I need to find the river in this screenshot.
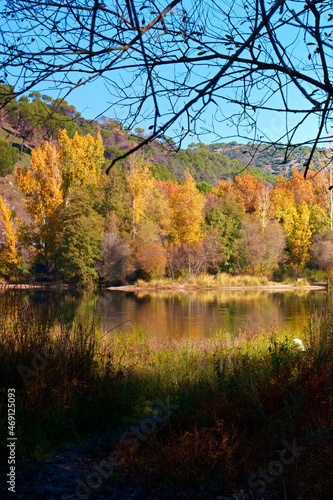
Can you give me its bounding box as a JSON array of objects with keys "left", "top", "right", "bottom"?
[{"left": 9, "top": 287, "right": 329, "bottom": 342}]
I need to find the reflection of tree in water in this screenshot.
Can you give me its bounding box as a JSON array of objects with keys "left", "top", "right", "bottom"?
[
  {"left": 126, "top": 289, "right": 328, "bottom": 341},
  {"left": 95, "top": 290, "right": 137, "bottom": 333},
  {"left": 3, "top": 288, "right": 99, "bottom": 332},
  {"left": 2, "top": 288, "right": 327, "bottom": 342},
  {"left": 278, "top": 291, "right": 323, "bottom": 333}
]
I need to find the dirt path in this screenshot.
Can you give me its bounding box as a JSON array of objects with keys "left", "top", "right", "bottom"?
[{"left": 12, "top": 432, "right": 236, "bottom": 500}]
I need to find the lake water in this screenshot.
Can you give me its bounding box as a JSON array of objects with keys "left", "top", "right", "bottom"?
[{"left": 10, "top": 287, "right": 329, "bottom": 342}]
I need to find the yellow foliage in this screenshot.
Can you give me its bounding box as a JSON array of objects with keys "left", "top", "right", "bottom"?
[
  {"left": 145, "top": 186, "right": 171, "bottom": 238},
  {"left": 58, "top": 129, "right": 104, "bottom": 200},
  {"left": 212, "top": 180, "right": 234, "bottom": 198},
  {"left": 14, "top": 130, "right": 105, "bottom": 270},
  {"left": 15, "top": 141, "right": 63, "bottom": 225},
  {"left": 169, "top": 171, "right": 205, "bottom": 244},
  {"left": 0, "top": 195, "right": 20, "bottom": 275},
  {"left": 284, "top": 203, "right": 313, "bottom": 270},
  {"left": 125, "top": 157, "right": 155, "bottom": 238}
]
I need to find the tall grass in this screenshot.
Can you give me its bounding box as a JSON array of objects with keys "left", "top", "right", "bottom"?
[
  {"left": 0, "top": 289, "right": 144, "bottom": 459},
  {"left": 109, "top": 304, "right": 333, "bottom": 498},
  {"left": 135, "top": 272, "right": 271, "bottom": 289}
]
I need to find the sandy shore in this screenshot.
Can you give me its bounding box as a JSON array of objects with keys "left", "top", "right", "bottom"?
[
  {"left": 4, "top": 283, "right": 73, "bottom": 289},
  {"left": 3, "top": 282, "right": 328, "bottom": 291},
  {"left": 107, "top": 283, "right": 328, "bottom": 292}
]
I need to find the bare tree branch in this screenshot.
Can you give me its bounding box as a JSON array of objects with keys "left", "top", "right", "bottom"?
[{"left": 1, "top": 0, "right": 333, "bottom": 175}]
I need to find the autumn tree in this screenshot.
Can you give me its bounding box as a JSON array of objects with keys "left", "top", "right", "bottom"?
[
  {"left": 124, "top": 158, "right": 173, "bottom": 279},
  {"left": 257, "top": 186, "right": 272, "bottom": 234},
  {"left": 15, "top": 130, "right": 105, "bottom": 274},
  {"left": 58, "top": 129, "right": 104, "bottom": 203},
  {"left": 270, "top": 175, "right": 293, "bottom": 222},
  {"left": 294, "top": 168, "right": 330, "bottom": 232},
  {"left": 169, "top": 171, "right": 205, "bottom": 245},
  {"left": 155, "top": 179, "right": 180, "bottom": 201},
  {"left": 270, "top": 171, "right": 324, "bottom": 275},
  {"left": 212, "top": 180, "right": 235, "bottom": 202},
  {"left": 284, "top": 204, "right": 313, "bottom": 277},
  {"left": 136, "top": 241, "right": 167, "bottom": 279},
  {"left": 234, "top": 172, "right": 263, "bottom": 214},
  {"left": 15, "top": 141, "right": 63, "bottom": 273},
  {"left": 235, "top": 217, "right": 285, "bottom": 277},
  {"left": 262, "top": 221, "right": 287, "bottom": 277},
  {"left": 138, "top": 186, "right": 171, "bottom": 243},
  {"left": 125, "top": 157, "right": 155, "bottom": 239},
  {"left": 288, "top": 168, "right": 327, "bottom": 232},
  {"left": 0, "top": 195, "right": 21, "bottom": 276},
  {"left": 289, "top": 168, "right": 316, "bottom": 207},
  {"left": 312, "top": 167, "right": 333, "bottom": 229},
  {"left": 162, "top": 171, "right": 205, "bottom": 276}
]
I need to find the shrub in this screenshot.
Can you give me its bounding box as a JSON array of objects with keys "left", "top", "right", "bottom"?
[
  {"left": 136, "top": 241, "right": 167, "bottom": 279},
  {"left": 96, "top": 232, "right": 134, "bottom": 282},
  {"left": 0, "top": 140, "right": 19, "bottom": 176},
  {"left": 310, "top": 230, "right": 333, "bottom": 278}
]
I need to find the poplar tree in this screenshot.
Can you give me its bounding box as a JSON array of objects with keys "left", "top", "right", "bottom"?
[
  {"left": 169, "top": 171, "right": 205, "bottom": 245},
  {"left": 125, "top": 157, "right": 154, "bottom": 239},
  {"left": 0, "top": 195, "right": 21, "bottom": 276},
  {"left": 14, "top": 130, "right": 105, "bottom": 274},
  {"left": 58, "top": 129, "right": 104, "bottom": 203},
  {"left": 15, "top": 141, "right": 63, "bottom": 272}
]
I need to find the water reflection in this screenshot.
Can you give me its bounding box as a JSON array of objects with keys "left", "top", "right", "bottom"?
[{"left": 8, "top": 287, "right": 328, "bottom": 342}]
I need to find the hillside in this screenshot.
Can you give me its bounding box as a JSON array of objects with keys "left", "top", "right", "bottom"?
[
  {"left": 0, "top": 87, "right": 332, "bottom": 286},
  {"left": 0, "top": 84, "right": 330, "bottom": 222},
  {"left": 1, "top": 115, "right": 319, "bottom": 188},
  {"left": 210, "top": 141, "right": 325, "bottom": 179}
]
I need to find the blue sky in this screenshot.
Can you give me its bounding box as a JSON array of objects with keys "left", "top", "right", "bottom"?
[
  {"left": 30, "top": 72, "right": 321, "bottom": 149},
  {"left": 1, "top": 0, "right": 330, "bottom": 149}
]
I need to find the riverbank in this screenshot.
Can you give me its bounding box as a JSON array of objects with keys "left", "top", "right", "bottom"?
[
  {"left": 4, "top": 283, "right": 75, "bottom": 289},
  {"left": 2, "top": 272, "right": 328, "bottom": 291},
  {"left": 108, "top": 274, "right": 328, "bottom": 291}
]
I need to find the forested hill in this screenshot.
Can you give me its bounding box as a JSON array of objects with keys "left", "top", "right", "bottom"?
[
  {"left": 0, "top": 84, "right": 327, "bottom": 188},
  {"left": 210, "top": 142, "right": 325, "bottom": 181}
]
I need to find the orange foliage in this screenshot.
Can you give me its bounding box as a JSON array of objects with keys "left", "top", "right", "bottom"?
[
  {"left": 136, "top": 241, "right": 167, "bottom": 279},
  {"left": 234, "top": 172, "right": 263, "bottom": 213},
  {"left": 155, "top": 179, "right": 180, "bottom": 199},
  {"left": 312, "top": 170, "right": 331, "bottom": 209},
  {"left": 270, "top": 174, "right": 294, "bottom": 220},
  {"left": 289, "top": 168, "right": 316, "bottom": 206},
  {"left": 212, "top": 179, "right": 235, "bottom": 199}
]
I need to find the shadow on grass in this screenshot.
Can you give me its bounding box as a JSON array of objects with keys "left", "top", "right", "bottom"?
[{"left": 1, "top": 287, "right": 333, "bottom": 498}]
